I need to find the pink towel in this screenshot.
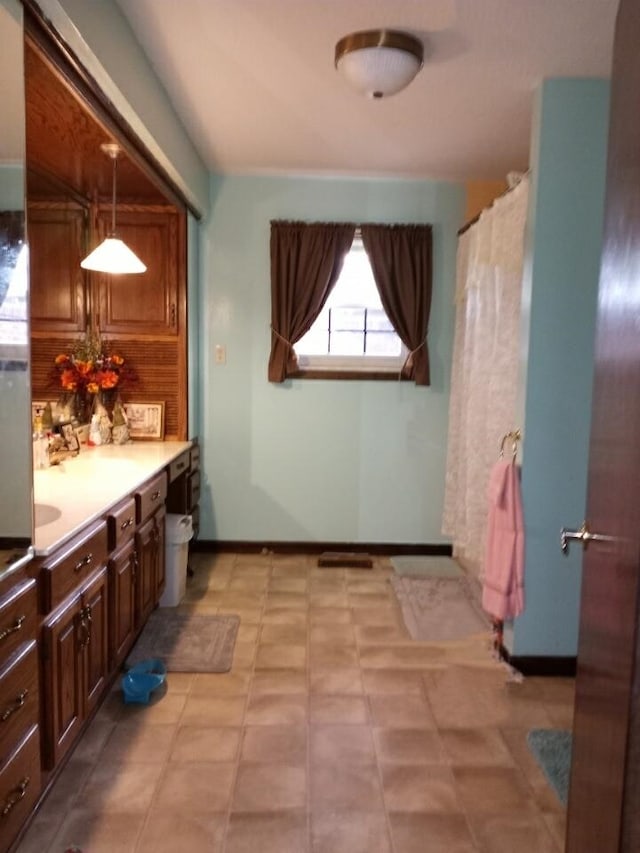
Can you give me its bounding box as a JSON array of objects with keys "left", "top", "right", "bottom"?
[{"left": 482, "top": 459, "right": 525, "bottom": 620}]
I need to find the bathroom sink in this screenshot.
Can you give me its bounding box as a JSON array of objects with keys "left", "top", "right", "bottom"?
[{"left": 34, "top": 503, "right": 62, "bottom": 527}]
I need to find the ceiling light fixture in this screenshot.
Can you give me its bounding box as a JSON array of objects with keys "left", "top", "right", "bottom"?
[
  {"left": 81, "top": 143, "right": 147, "bottom": 274},
  {"left": 334, "top": 29, "right": 424, "bottom": 99}
]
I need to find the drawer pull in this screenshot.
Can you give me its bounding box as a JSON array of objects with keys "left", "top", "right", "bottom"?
[
  {"left": 176, "top": 461, "right": 186, "bottom": 471},
  {"left": 0, "top": 615, "right": 25, "bottom": 643},
  {"left": 120, "top": 517, "right": 134, "bottom": 531},
  {"left": 151, "top": 490, "right": 161, "bottom": 501},
  {"left": 74, "top": 553, "right": 93, "bottom": 573},
  {"left": 1, "top": 690, "right": 28, "bottom": 722},
  {"left": 78, "top": 604, "right": 92, "bottom": 648},
  {"left": 1, "top": 776, "right": 30, "bottom": 817}
]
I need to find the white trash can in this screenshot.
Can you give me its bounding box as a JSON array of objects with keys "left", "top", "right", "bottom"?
[{"left": 160, "top": 514, "right": 193, "bottom": 607}]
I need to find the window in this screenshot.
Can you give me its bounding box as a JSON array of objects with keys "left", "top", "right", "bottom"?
[{"left": 295, "top": 236, "right": 406, "bottom": 371}]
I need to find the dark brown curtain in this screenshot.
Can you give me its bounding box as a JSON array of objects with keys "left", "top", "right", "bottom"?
[
  {"left": 361, "top": 223, "right": 433, "bottom": 385},
  {"left": 268, "top": 220, "right": 355, "bottom": 382}
]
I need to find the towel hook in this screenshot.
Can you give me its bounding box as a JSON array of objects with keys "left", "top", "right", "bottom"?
[{"left": 499, "top": 429, "right": 521, "bottom": 461}]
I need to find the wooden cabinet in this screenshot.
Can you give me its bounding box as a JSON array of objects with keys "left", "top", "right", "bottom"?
[
  {"left": 167, "top": 439, "right": 200, "bottom": 542},
  {"left": 108, "top": 539, "right": 136, "bottom": 669},
  {"left": 135, "top": 505, "right": 166, "bottom": 627},
  {"left": 0, "top": 727, "right": 41, "bottom": 853},
  {"left": 95, "top": 207, "right": 182, "bottom": 337},
  {"left": 28, "top": 203, "right": 88, "bottom": 334},
  {"left": 41, "top": 565, "right": 108, "bottom": 770}
]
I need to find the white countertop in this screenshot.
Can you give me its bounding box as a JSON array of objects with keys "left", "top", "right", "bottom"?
[{"left": 33, "top": 441, "right": 192, "bottom": 556}]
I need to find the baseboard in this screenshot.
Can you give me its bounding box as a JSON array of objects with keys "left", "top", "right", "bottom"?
[
  {"left": 191, "top": 540, "right": 453, "bottom": 557},
  {"left": 500, "top": 645, "right": 577, "bottom": 677}
]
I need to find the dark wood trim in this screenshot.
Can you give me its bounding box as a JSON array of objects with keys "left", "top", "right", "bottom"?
[
  {"left": 289, "top": 369, "right": 412, "bottom": 381},
  {"left": 22, "top": 0, "right": 200, "bottom": 220},
  {"left": 192, "top": 540, "right": 453, "bottom": 557},
  {"left": 499, "top": 645, "right": 577, "bottom": 677}
]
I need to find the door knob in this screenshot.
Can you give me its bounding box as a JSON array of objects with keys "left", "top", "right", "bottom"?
[{"left": 560, "top": 521, "right": 615, "bottom": 554}]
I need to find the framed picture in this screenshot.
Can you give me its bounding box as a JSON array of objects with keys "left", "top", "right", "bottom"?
[
  {"left": 122, "top": 401, "right": 165, "bottom": 440},
  {"left": 57, "top": 420, "right": 80, "bottom": 454}
]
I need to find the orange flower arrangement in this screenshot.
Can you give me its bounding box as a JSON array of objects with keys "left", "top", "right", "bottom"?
[{"left": 54, "top": 331, "right": 133, "bottom": 397}]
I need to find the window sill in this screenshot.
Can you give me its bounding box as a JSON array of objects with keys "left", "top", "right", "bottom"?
[{"left": 289, "top": 368, "right": 410, "bottom": 381}]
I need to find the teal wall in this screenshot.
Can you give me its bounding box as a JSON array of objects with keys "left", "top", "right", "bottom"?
[
  {"left": 199, "top": 175, "right": 465, "bottom": 543},
  {"left": 509, "top": 79, "right": 610, "bottom": 656}
]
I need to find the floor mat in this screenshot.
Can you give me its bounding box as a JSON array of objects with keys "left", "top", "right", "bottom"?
[
  {"left": 390, "top": 555, "right": 463, "bottom": 578},
  {"left": 527, "top": 728, "right": 572, "bottom": 805},
  {"left": 390, "top": 574, "right": 490, "bottom": 642}
]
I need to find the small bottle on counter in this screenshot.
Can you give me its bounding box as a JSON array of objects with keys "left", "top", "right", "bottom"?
[{"left": 88, "top": 413, "right": 102, "bottom": 446}]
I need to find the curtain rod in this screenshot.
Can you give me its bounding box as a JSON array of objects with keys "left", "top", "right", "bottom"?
[{"left": 457, "top": 170, "right": 531, "bottom": 237}]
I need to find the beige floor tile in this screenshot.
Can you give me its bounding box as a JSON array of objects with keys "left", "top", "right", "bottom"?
[
  {"left": 355, "top": 624, "right": 411, "bottom": 644},
  {"left": 268, "top": 578, "right": 309, "bottom": 593},
  {"left": 368, "top": 694, "right": 436, "bottom": 728},
  {"left": 310, "top": 725, "right": 376, "bottom": 765},
  {"left": 309, "top": 624, "right": 355, "bottom": 644},
  {"left": 217, "top": 606, "right": 263, "bottom": 624},
  {"left": 227, "top": 576, "right": 269, "bottom": 592},
  {"left": 260, "top": 623, "right": 308, "bottom": 644},
  {"left": 120, "top": 692, "right": 187, "bottom": 725},
  {"left": 217, "top": 593, "right": 266, "bottom": 610},
  {"left": 498, "top": 727, "right": 566, "bottom": 812},
  {"left": 69, "top": 719, "right": 115, "bottom": 763},
  {"left": 310, "top": 763, "right": 385, "bottom": 812},
  {"left": 246, "top": 693, "right": 308, "bottom": 725},
  {"left": 309, "top": 667, "right": 363, "bottom": 695},
  {"left": 101, "top": 722, "right": 176, "bottom": 764},
  {"left": 310, "top": 695, "right": 369, "bottom": 725},
  {"left": 180, "top": 694, "right": 246, "bottom": 726},
  {"left": 309, "top": 592, "right": 350, "bottom": 608},
  {"left": 309, "top": 577, "right": 347, "bottom": 592},
  {"left": 467, "top": 812, "right": 559, "bottom": 852},
  {"left": 388, "top": 812, "right": 478, "bottom": 853},
  {"left": 190, "top": 671, "right": 251, "bottom": 696},
  {"left": 440, "top": 728, "right": 515, "bottom": 766},
  {"left": 311, "top": 810, "right": 391, "bottom": 853},
  {"left": 351, "top": 607, "right": 402, "bottom": 627},
  {"left": 541, "top": 810, "right": 567, "bottom": 851},
  {"left": 154, "top": 762, "right": 236, "bottom": 813},
  {"left": 80, "top": 762, "right": 164, "bottom": 812},
  {"left": 232, "top": 763, "right": 306, "bottom": 811},
  {"left": 374, "top": 728, "right": 446, "bottom": 764},
  {"left": 136, "top": 811, "right": 227, "bottom": 852},
  {"left": 362, "top": 669, "right": 426, "bottom": 695},
  {"left": 51, "top": 808, "right": 146, "bottom": 853},
  {"left": 309, "top": 644, "right": 359, "bottom": 668},
  {"left": 28, "top": 758, "right": 92, "bottom": 813},
  {"left": 262, "top": 606, "right": 308, "bottom": 625},
  {"left": 266, "top": 592, "right": 309, "bottom": 609},
  {"left": 226, "top": 812, "right": 308, "bottom": 853},
  {"left": 381, "top": 765, "right": 460, "bottom": 813},
  {"left": 12, "top": 808, "right": 62, "bottom": 853},
  {"left": 453, "top": 766, "right": 540, "bottom": 815},
  {"left": 237, "top": 623, "right": 259, "bottom": 643},
  {"left": 349, "top": 593, "right": 395, "bottom": 608},
  {"left": 359, "top": 645, "right": 447, "bottom": 669},
  {"left": 255, "top": 643, "right": 307, "bottom": 670},
  {"left": 272, "top": 564, "right": 311, "bottom": 578},
  {"left": 233, "top": 641, "right": 257, "bottom": 667},
  {"left": 170, "top": 725, "right": 241, "bottom": 762},
  {"left": 347, "top": 580, "right": 391, "bottom": 595},
  {"left": 241, "top": 725, "right": 307, "bottom": 763},
  {"left": 250, "top": 669, "right": 308, "bottom": 695},
  {"left": 309, "top": 607, "right": 352, "bottom": 625}
]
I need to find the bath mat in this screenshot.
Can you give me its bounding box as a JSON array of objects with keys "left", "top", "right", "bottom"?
[
  {"left": 125, "top": 611, "right": 240, "bottom": 673},
  {"left": 391, "top": 555, "right": 462, "bottom": 578},
  {"left": 390, "top": 575, "right": 490, "bottom": 642},
  {"left": 527, "top": 729, "right": 572, "bottom": 805}
]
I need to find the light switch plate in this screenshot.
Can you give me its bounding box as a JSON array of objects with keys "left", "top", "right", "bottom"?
[{"left": 214, "top": 344, "right": 226, "bottom": 365}]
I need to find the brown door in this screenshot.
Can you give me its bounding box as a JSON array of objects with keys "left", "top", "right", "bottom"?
[{"left": 566, "top": 1, "right": 640, "bottom": 850}]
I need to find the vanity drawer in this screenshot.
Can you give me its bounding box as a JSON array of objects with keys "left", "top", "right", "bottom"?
[
  {"left": 0, "top": 642, "right": 38, "bottom": 769},
  {"left": 190, "top": 444, "right": 200, "bottom": 472},
  {"left": 187, "top": 470, "right": 201, "bottom": 511},
  {"left": 0, "top": 580, "right": 37, "bottom": 665},
  {"left": 107, "top": 496, "right": 137, "bottom": 551},
  {"left": 0, "top": 726, "right": 41, "bottom": 853},
  {"left": 136, "top": 472, "right": 167, "bottom": 524},
  {"left": 40, "top": 521, "right": 108, "bottom": 613},
  {"left": 169, "top": 451, "right": 190, "bottom": 483}
]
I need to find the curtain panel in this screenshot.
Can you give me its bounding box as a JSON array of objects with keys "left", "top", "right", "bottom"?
[
  {"left": 268, "top": 220, "right": 355, "bottom": 382},
  {"left": 361, "top": 223, "right": 433, "bottom": 385}
]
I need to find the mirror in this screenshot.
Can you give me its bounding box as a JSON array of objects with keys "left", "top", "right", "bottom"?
[{"left": 0, "top": 0, "right": 32, "bottom": 572}]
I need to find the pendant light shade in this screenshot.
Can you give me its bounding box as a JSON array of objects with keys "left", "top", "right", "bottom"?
[
  {"left": 81, "top": 143, "right": 147, "bottom": 274},
  {"left": 335, "top": 30, "right": 424, "bottom": 99}
]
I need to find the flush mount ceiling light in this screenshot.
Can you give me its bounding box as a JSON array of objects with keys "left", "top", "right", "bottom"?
[
  {"left": 81, "top": 142, "right": 147, "bottom": 274},
  {"left": 335, "top": 29, "right": 424, "bottom": 99}
]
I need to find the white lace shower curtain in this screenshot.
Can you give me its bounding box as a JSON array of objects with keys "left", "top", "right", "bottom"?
[{"left": 442, "top": 176, "right": 529, "bottom": 580}]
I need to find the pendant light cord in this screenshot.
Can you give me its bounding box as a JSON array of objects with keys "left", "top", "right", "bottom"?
[{"left": 111, "top": 154, "right": 117, "bottom": 237}]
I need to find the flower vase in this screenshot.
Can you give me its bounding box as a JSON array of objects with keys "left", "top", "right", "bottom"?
[{"left": 98, "top": 389, "right": 119, "bottom": 420}]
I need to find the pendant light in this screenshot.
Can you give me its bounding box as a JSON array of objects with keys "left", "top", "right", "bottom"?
[
  {"left": 335, "top": 30, "right": 424, "bottom": 99},
  {"left": 81, "top": 143, "right": 147, "bottom": 274}
]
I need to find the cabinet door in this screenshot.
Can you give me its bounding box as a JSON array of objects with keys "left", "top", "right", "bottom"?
[
  {"left": 28, "top": 205, "right": 87, "bottom": 333},
  {"left": 108, "top": 539, "right": 136, "bottom": 667},
  {"left": 135, "top": 517, "right": 156, "bottom": 627},
  {"left": 42, "top": 594, "right": 83, "bottom": 769},
  {"left": 154, "top": 506, "right": 166, "bottom": 602},
  {"left": 95, "top": 208, "right": 180, "bottom": 336},
  {"left": 81, "top": 566, "right": 109, "bottom": 717}
]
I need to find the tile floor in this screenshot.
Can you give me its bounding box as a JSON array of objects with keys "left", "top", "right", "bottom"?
[{"left": 17, "top": 553, "right": 573, "bottom": 853}]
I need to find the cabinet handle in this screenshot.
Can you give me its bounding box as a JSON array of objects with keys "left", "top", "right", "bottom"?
[
  {"left": 151, "top": 490, "right": 161, "bottom": 502},
  {"left": 0, "top": 615, "right": 25, "bottom": 643},
  {"left": 132, "top": 553, "right": 138, "bottom": 582},
  {"left": 74, "top": 553, "right": 93, "bottom": 573},
  {"left": 176, "top": 461, "right": 185, "bottom": 471},
  {"left": 170, "top": 303, "right": 176, "bottom": 326},
  {"left": 1, "top": 776, "right": 30, "bottom": 817},
  {"left": 120, "top": 517, "right": 134, "bottom": 531},
  {"left": 1, "top": 690, "right": 29, "bottom": 723}
]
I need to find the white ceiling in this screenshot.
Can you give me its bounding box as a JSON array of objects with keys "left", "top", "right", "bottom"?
[{"left": 116, "top": 0, "right": 618, "bottom": 182}]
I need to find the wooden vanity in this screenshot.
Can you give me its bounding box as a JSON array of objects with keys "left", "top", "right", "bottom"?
[{"left": 0, "top": 442, "right": 199, "bottom": 853}]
